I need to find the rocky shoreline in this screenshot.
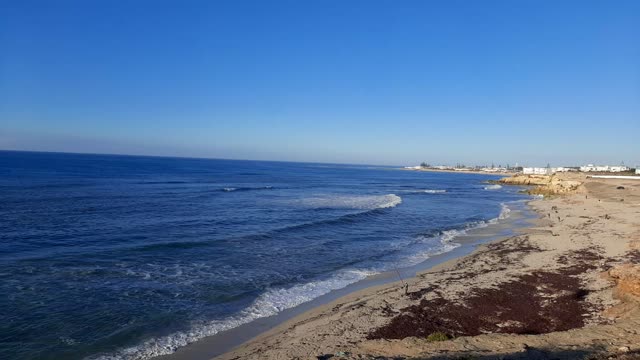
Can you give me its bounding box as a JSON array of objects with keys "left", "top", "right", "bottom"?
[{"left": 496, "top": 173, "right": 584, "bottom": 196}]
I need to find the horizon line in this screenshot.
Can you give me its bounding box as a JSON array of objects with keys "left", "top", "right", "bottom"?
[
  {"left": 0, "top": 148, "right": 405, "bottom": 168},
  {"left": 1, "top": 149, "right": 635, "bottom": 169}
]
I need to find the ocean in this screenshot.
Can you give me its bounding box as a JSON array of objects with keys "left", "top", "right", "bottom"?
[{"left": 0, "top": 151, "right": 531, "bottom": 360}]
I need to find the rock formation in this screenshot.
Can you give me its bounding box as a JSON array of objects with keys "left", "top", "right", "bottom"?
[{"left": 498, "top": 174, "right": 584, "bottom": 196}]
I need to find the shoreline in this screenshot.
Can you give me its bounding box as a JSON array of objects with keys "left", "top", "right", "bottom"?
[
  {"left": 152, "top": 173, "right": 640, "bottom": 360},
  {"left": 211, "top": 174, "right": 639, "bottom": 359},
  {"left": 157, "top": 199, "right": 538, "bottom": 360}
]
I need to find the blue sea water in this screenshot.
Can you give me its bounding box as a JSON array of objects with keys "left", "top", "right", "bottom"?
[{"left": 0, "top": 151, "right": 530, "bottom": 360}]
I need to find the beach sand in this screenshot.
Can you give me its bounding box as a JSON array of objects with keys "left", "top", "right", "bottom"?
[{"left": 192, "top": 174, "right": 640, "bottom": 359}]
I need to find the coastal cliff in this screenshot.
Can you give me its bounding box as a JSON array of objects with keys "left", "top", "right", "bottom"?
[{"left": 498, "top": 174, "right": 584, "bottom": 196}]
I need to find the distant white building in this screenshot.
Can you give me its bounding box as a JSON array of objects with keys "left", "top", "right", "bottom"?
[
  {"left": 522, "top": 167, "right": 576, "bottom": 174},
  {"left": 636, "top": 168, "right": 640, "bottom": 175},
  {"left": 580, "top": 164, "right": 603, "bottom": 172},
  {"left": 580, "top": 164, "right": 629, "bottom": 172},
  {"left": 610, "top": 166, "right": 629, "bottom": 172},
  {"left": 523, "top": 167, "right": 550, "bottom": 175}
]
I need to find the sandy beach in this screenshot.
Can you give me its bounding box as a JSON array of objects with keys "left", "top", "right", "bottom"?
[{"left": 209, "top": 173, "right": 640, "bottom": 360}]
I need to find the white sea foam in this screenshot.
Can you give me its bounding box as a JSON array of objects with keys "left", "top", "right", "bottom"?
[
  {"left": 440, "top": 228, "right": 467, "bottom": 242},
  {"left": 487, "top": 203, "right": 512, "bottom": 224},
  {"left": 498, "top": 203, "right": 511, "bottom": 219},
  {"left": 431, "top": 220, "right": 489, "bottom": 246},
  {"left": 400, "top": 189, "right": 446, "bottom": 194},
  {"left": 401, "top": 241, "right": 462, "bottom": 265},
  {"left": 91, "top": 201, "right": 515, "bottom": 360},
  {"left": 222, "top": 186, "right": 273, "bottom": 192},
  {"left": 483, "top": 184, "right": 502, "bottom": 190},
  {"left": 405, "top": 202, "right": 513, "bottom": 265},
  {"left": 89, "top": 269, "right": 376, "bottom": 360},
  {"left": 298, "top": 194, "right": 402, "bottom": 210},
  {"left": 419, "top": 189, "right": 447, "bottom": 194}
]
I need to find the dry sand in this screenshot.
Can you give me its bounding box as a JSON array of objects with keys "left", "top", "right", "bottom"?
[{"left": 215, "top": 174, "right": 640, "bottom": 360}]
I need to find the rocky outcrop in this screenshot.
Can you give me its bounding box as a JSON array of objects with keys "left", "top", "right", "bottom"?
[
  {"left": 498, "top": 174, "right": 583, "bottom": 196},
  {"left": 499, "top": 174, "right": 552, "bottom": 186}
]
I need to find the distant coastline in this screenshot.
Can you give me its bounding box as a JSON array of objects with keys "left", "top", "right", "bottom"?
[
  {"left": 401, "top": 167, "right": 516, "bottom": 176},
  {"left": 403, "top": 163, "right": 639, "bottom": 177}
]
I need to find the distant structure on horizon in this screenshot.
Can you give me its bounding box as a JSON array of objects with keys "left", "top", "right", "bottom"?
[
  {"left": 522, "top": 166, "right": 576, "bottom": 175},
  {"left": 522, "top": 167, "right": 551, "bottom": 175},
  {"left": 579, "top": 164, "right": 629, "bottom": 173},
  {"left": 404, "top": 164, "right": 516, "bottom": 174},
  {"left": 405, "top": 163, "right": 635, "bottom": 175},
  {"left": 521, "top": 164, "right": 631, "bottom": 175}
]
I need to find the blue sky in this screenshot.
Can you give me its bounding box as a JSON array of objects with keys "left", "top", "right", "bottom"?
[{"left": 1, "top": 0, "right": 639, "bottom": 166}]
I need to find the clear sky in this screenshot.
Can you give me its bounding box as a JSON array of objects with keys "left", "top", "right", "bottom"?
[{"left": 1, "top": 0, "right": 639, "bottom": 167}]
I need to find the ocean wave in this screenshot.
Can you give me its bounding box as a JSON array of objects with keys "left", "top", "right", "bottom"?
[
  {"left": 221, "top": 186, "right": 273, "bottom": 192},
  {"left": 413, "top": 222, "right": 484, "bottom": 247},
  {"left": 406, "top": 189, "right": 447, "bottom": 194},
  {"left": 88, "top": 269, "right": 376, "bottom": 360},
  {"left": 435, "top": 203, "right": 511, "bottom": 241},
  {"left": 499, "top": 203, "right": 511, "bottom": 219},
  {"left": 136, "top": 181, "right": 189, "bottom": 185},
  {"left": 90, "top": 201, "right": 513, "bottom": 360},
  {"left": 481, "top": 204, "right": 508, "bottom": 226},
  {"left": 483, "top": 184, "right": 502, "bottom": 190},
  {"left": 397, "top": 241, "right": 462, "bottom": 267},
  {"left": 297, "top": 194, "right": 402, "bottom": 210},
  {"left": 440, "top": 228, "right": 468, "bottom": 242},
  {"left": 403, "top": 202, "right": 512, "bottom": 264},
  {"left": 127, "top": 201, "right": 401, "bottom": 253}
]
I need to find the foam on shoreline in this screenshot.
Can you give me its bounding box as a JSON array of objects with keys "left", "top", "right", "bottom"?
[{"left": 93, "top": 201, "right": 521, "bottom": 360}]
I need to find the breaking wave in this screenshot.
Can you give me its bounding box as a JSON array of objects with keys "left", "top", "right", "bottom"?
[
  {"left": 423, "top": 202, "right": 511, "bottom": 244},
  {"left": 112, "top": 195, "right": 404, "bottom": 254},
  {"left": 483, "top": 184, "right": 502, "bottom": 190},
  {"left": 88, "top": 201, "right": 513, "bottom": 360},
  {"left": 221, "top": 186, "right": 273, "bottom": 192},
  {"left": 88, "top": 269, "right": 376, "bottom": 360},
  {"left": 297, "top": 194, "right": 402, "bottom": 210},
  {"left": 497, "top": 202, "right": 512, "bottom": 220},
  {"left": 407, "top": 202, "right": 513, "bottom": 264},
  {"left": 409, "top": 189, "right": 447, "bottom": 194}
]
